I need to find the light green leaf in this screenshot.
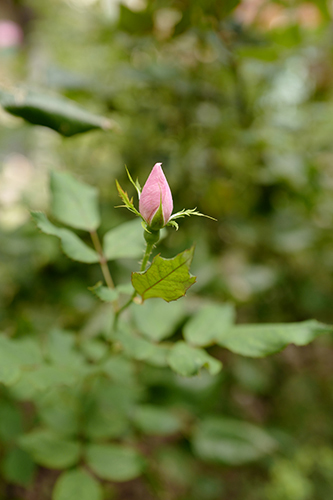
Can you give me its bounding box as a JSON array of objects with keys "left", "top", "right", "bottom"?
[
  {"left": 167, "top": 341, "right": 222, "bottom": 377},
  {"left": 101, "top": 355, "right": 135, "bottom": 385},
  {"left": 25, "top": 366, "right": 84, "bottom": 391},
  {"left": 46, "top": 329, "right": 85, "bottom": 368},
  {"left": 52, "top": 469, "right": 103, "bottom": 500},
  {"left": 19, "top": 430, "right": 81, "bottom": 469},
  {"left": 84, "top": 407, "right": 129, "bottom": 440},
  {"left": 132, "top": 299, "right": 186, "bottom": 341},
  {"left": 0, "top": 88, "right": 112, "bottom": 136},
  {"left": 115, "top": 328, "right": 155, "bottom": 361},
  {"left": 132, "top": 405, "right": 183, "bottom": 436},
  {"left": 103, "top": 219, "right": 144, "bottom": 260},
  {"left": 37, "top": 389, "right": 80, "bottom": 437},
  {"left": 132, "top": 247, "right": 196, "bottom": 302},
  {"left": 10, "top": 338, "right": 42, "bottom": 366},
  {"left": 218, "top": 320, "right": 332, "bottom": 357},
  {"left": 0, "top": 336, "right": 24, "bottom": 386},
  {"left": 50, "top": 171, "right": 100, "bottom": 231},
  {"left": 0, "top": 336, "right": 42, "bottom": 386},
  {"left": 184, "top": 303, "right": 235, "bottom": 347},
  {"left": 85, "top": 444, "right": 145, "bottom": 482},
  {"left": 89, "top": 282, "right": 119, "bottom": 302},
  {"left": 115, "top": 327, "right": 170, "bottom": 366},
  {"left": 31, "top": 212, "right": 99, "bottom": 263},
  {"left": 192, "top": 417, "right": 277, "bottom": 466}
]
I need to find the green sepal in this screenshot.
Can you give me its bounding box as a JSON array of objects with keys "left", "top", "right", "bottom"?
[
  {"left": 125, "top": 166, "right": 141, "bottom": 200},
  {"left": 115, "top": 180, "right": 143, "bottom": 220},
  {"left": 169, "top": 208, "right": 217, "bottom": 222}
]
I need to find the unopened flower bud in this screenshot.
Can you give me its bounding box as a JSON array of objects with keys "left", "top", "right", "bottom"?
[{"left": 139, "top": 163, "right": 173, "bottom": 230}]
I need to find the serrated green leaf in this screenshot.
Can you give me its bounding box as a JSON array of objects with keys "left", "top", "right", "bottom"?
[
  {"left": 132, "top": 405, "right": 183, "bottom": 436},
  {"left": 19, "top": 430, "right": 81, "bottom": 469},
  {"left": 192, "top": 417, "right": 277, "bottom": 466},
  {"left": 89, "top": 282, "right": 119, "bottom": 302},
  {"left": 218, "top": 320, "right": 332, "bottom": 357},
  {"left": 183, "top": 303, "right": 235, "bottom": 347},
  {"left": 167, "top": 341, "right": 222, "bottom": 377},
  {"left": 31, "top": 212, "right": 99, "bottom": 263},
  {"left": 50, "top": 171, "right": 100, "bottom": 231},
  {"left": 132, "top": 299, "right": 185, "bottom": 341},
  {"left": 52, "top": 469, "right": 103, "bottom": 500},
  {"left": 85, "top": 444, "right": 145, "bottom": 482},
  {"left": 132, "top": 247, "right": 196, "bottom": 302},
  {"left": 103, "top": 219, "right": 144, "bottom": 260},
  {"left": 0, "top": 88, "right": 111, "bottom": 136}
]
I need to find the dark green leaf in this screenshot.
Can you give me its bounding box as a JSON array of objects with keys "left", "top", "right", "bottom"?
[
  {"left": 118, "top": 5, "right": 153, "bottom": 34},
  {"left": 31, "top": 212, "right": 99, "bottom": 263},
  {"left": 2, "top": 448, "right": 35, "bottom": 487},
  {"left": 52, "top": 468, "right": 103, "bottom": 500},
  {"left": 0, "top": 88, "right": 112, "bottom": 136},
  {"left": 0, "top": 402, "right": 23, "bottom": 442},
  {"left": 85, "top": 444, "right": 145, "bottom": 482},
  {"left": 50, "top": 171, "right": 100, "bottom": 231},
  {"left": 218, "top": 320, "right": 332, "bottom": 357},
  {"left": 132, "top": 247, "right": 196, "bottom": 302},
  {"left": 167, "top": 341, "right": 222, "bottom": 377}
]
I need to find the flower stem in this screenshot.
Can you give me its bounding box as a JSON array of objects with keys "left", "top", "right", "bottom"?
[
  {"left": 140, "top": 242, "right": 154, "bottom": 272},
  {"left": 112, "top": 236, "right": 157, "bottom": 329}
]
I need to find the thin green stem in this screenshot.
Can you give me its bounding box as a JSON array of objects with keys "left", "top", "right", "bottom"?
[
  {"left": 112, "top": 239, "right": 155, "bottom": 330},
  {"left": 141, "top": 242, "right": 154, "bottom": 272},
  {"left": 90, "top": 229, "right": 119, "bottom": 311}
]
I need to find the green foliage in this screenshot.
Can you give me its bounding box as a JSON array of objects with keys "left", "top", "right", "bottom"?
[
  {"left": 218, "top": 320, "right": 333, "bottom": 357},
  {"left": 132, "top": 405, "right": 183, "bottom": 436},
  {"left": 167, "top": 341, "right": 222, "bottom": 377},
  {"left": 50, "top": 171, "right": 100, "bottom": 231},
  {"left": 132, "top": 299, "right": 185, "bottom": 341},
  {"left": 0, "top": 88, "right": 111, "bottom": 136},
  {"left": 132, "top": 247, "right": 196, "bottom": 301},
  {"left": 18, "top": 430, "right": 81, "bottom": 469},
  {"left": 2, "top": 1, "right": 333, "bottom": 498},
  {"left": 103, "top": 219, "right": 144, "bottom": 260},
  {"left": 31, "top": 212, "right": 99, "bottom": 263},
  {"left": 2, "top": 448, "right": 35, "bottom": 487},
  {"left": 184, "top": 303, "right": 235, "bottom": 347},
  {"left": 192, "top": 417, "right": 277, "bottom": 465},
  {"left": 53, "top": 469, "right": 103, "bottom": 500},
  {"left": 85, "top": 444, "right": 146, "bottom": 482}
]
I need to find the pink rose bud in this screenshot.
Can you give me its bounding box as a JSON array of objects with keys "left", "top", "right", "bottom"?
[{"left": 139, "top": 163, "right": 173, "bottom": 229}]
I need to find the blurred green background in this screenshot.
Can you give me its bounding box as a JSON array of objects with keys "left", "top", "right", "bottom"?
[{"left": 1, "top": 0, "right": 333, "bottom": 499}]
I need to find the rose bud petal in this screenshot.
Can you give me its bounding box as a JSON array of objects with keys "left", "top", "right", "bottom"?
[{"left": 139, "top": 163, "right": 173, "bottom": 229}]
